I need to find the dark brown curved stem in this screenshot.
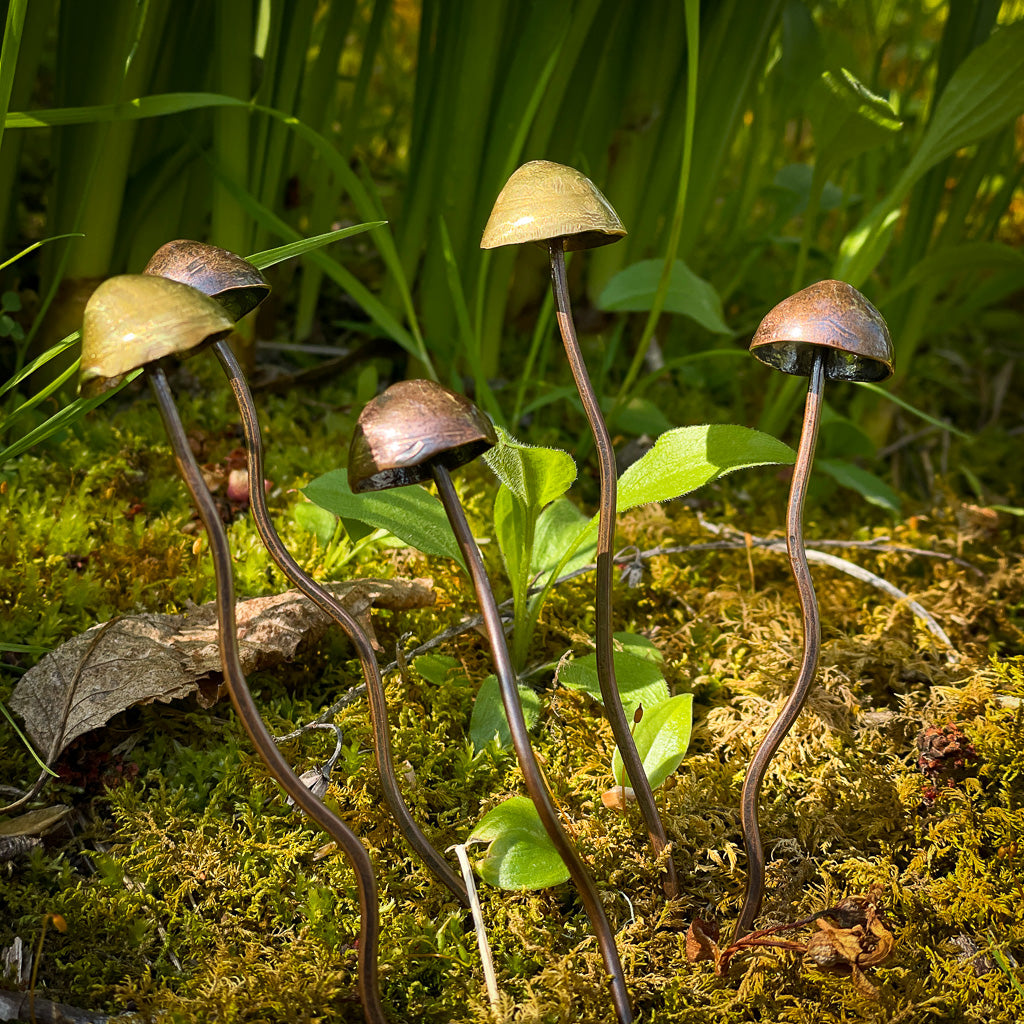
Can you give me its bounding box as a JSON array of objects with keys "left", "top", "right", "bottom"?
[
  {"left": 147, "top": 365, "right": 389, "bottom": 1024},
  {"left": 548, "top": 241, "right": 676, "bottom": 898},
  {"left": 212, "top": 341, "right": 469, "bottom": 908},
  {"left": 432, "top": 463, "right": 633, "bottom": 1024},
  {"left": 734, "top": 352, "right": 825, "bottom": 941}
]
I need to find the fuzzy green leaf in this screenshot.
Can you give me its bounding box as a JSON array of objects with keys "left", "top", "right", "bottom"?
[
  {"left": 611, "top": 693, "right": 694, "bottom": 790},
  {"left": 483, "top": 428, "right": 576, "bottom": 512},
  {"left": 303, "top": 470, "right": 465, "bottom": 570},
  {"left": 468, "top": 796, "right": 569, "bottom": 890},
  {"left": 469, "top": 676, "right": 541, "bottom": 753},
  {"left": 532, "top": 497, "right": 594, "bottom": 584},
  {"left": 616, "top": 425, "right": 795, "bottom": 513}
]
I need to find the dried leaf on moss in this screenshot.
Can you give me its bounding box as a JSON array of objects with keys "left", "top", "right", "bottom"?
[{"left": 9, "top": 579, "right": 435, "bottom": 757}]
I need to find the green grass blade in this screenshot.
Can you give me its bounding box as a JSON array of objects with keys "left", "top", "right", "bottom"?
[
  {"left": 854, "top": 381, "right": 971, "bottom": 439},
  {"left": 0, "top": 331, "right": 81, "bottom": 401},
  {"left": 247, "top": 224, "right": 386, "bottom": 270},
  {"left": 1, "top": 700, "right": 58, "bottom": 777},
  {"left": 0, "top": 370, "right": 142, "bottom": 464}
]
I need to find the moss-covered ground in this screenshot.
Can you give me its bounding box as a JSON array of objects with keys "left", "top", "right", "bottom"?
[{"left": 2, "top": 357, "right": 1023, "bottom": 1023}]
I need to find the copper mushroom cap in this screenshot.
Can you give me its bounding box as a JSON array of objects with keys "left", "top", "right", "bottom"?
[
  {"left": 750, "top": 279, "right": 893, "bottom": 383},
  {"left": 144, "top": 239, "right": 270, "bottom": 321},
  {"left": 348, "top": 380, "right": 498, "bottom": 492},
  {"left": 480, "top": 159, "right": 627, "bottom": 252},
  {"left": 79, "top": 275, "right": 235, "bottom": 397}
]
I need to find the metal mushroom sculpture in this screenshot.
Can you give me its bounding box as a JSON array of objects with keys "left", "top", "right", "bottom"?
[
  {"left": 141, "top": 241, "right": 468, "bottom": 907},
  {"left": 80, "top": 275, "right": 390, "bottom": 1024},
  {"left": 481, "top": 160, "right": 676, "bottom": 896},
  {"left": 735, "top": 279, "right": 893, "bottom": 939},
  {"left": 349, "top": 379, "right": 634, "bottom": 1024}
]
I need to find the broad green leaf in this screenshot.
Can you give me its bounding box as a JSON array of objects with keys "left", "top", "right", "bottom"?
[
  {"left": 492, "top": 484, "right": 525, "bottom": 599},
  {"left": 292, "top": 501, "right": 339, "bottom": 548},
  {"left": 469, "top": 675, "right": 541, "bottom": 753},
  {"left": 816, "top": 458, "right": 901, "bottom": 514},
  {"left": 773, "top": 163, "right": 848, "bottom": 214},
  {"left": 412, "top": 654, "right": 463, "bottom": 687},
  {"left": 598, "top": 259, "right": 730, "bottom": 335},
  {"left": 557, "top": 632, "right": 669, "bottom": 719},
  {"left": 617, "top": 425, "right": 795, "bottom": 513},
  {"left": 907, "top": 20, "right": 1024, "bottom": 180},
  {"left": 483, "top": 428, "right": 576, "bottom": 512},
  {"left": 303, "top": 470, "right": 465, "bottom": 570},
  {"left": 611, "top": 693, "right": 694, "bottom": 790},
  {"left": 607, "top": 396, "right": 674, "bottom": 438},
  {"left": 468, "top": 796, "right": 569, "bottom": 890},
  {"left": 531, "top": 498, "right": 594, "bottom": 583}
]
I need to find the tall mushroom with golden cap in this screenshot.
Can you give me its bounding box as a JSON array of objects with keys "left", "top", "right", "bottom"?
[
  {"left": 481, "top": 160, "right": 676, "bottom": 897},
  {"left": 142, "top": 242, "right": 469, "bottom": 908},
  {"left": 735, "top": 279, "right": 893, "bottom": 940},
  {"left": 349, "top": 379, "right": 634, "bottom": 1024},
  {"left": 80, "top": 275, "right": 390, "bottom": 1024}
]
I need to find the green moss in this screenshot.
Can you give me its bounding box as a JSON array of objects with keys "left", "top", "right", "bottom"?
[{"left": 3, "top": 368, "right": 1024, "bottom": 1021}]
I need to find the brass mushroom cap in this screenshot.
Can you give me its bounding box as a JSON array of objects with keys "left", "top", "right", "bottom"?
[
  {"left": 750, "top": 279, "right": 894, "bottom": 383},
  {"left": 144, "top": 239, "right": 270, "bottom": 321},
  {"left": 480, "top": 159, "right": 627, "bottom": 252},
  {"left": 349, "top": 380, "right": 498, "bottom": 492},
  {"left": 80, "top": 275, "right": 235, "bottom": 398}
]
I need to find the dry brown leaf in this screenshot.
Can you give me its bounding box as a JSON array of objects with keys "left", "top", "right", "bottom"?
[{"left": 9, "top": 579, "right": 435, "bottom": 760}]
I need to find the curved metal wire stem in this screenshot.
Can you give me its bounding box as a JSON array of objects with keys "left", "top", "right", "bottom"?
[
  {"left": 735, "top": 353, "right": 825, "bottom": 940},
  {"left": 213, "top": 341, "right": 469, "bottom": 907},
  {"left": 548, "top": 241, "right": 676, "bottom": 898},
  {"left": 433, "top": 464, "right": 633, "bottom": 1024},
  {"left": 148, "top": 365, "right": 389, "bottom": 1024}
]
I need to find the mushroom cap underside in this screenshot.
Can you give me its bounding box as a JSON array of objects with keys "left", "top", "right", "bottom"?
[{"left": 750, "top": 279, "right": 894, "bottom": 382}]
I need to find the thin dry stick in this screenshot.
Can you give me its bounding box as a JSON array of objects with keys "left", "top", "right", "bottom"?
[{"left": 278, "top": 528, "right": 963, "bottom": 737}]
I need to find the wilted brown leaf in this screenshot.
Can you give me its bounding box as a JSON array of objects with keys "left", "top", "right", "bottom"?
[{"left": 9, "top": 579, "right": 435, "bottom": 760}]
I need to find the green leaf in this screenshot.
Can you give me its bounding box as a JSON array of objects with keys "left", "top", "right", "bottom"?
[
  {"left": 816, "top": 458, "right": 901, "bottom": 514},
  {"left": 483, "top": 428, "right": 576, "bottom": 512},
  {"left": 292, "top": 501, "right": 339, "bottom": 548},
  {"left": 611, "top": 693, "right": 694, "bottom": 790},
  {"left": 469, "top": 675, "right": 541, "bottom": 753},
  {"left": 557, "top": 632, "right": 669, "bottom": 719},
  {"left": 412, "top": 655, "right": 463, "bottom": 687},
  {"left": 813, "top": 67, "right": 902, "bottom": 173},
  {"left": 617, "top": 425, "right": 795, "bottom": 513},
  {"left": 247, "top": 223, "right": 386, "bottom": 270},
  {"left": 531, "top": 498, "right": 594, "bottom": 584},
  {"left": 303, "top": 470, "right": 466, "bottom": 570},
  {"left": 492, "top": 484, "right": 525, "bottom": 600},
  {"left": 598, "top": 258, "right": 730, "bottom": 335},
  {"left": 468, "top": 796, "right": 569, "bottom": 890}
]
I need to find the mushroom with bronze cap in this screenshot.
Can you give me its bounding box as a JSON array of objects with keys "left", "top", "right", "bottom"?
[
  {"left": 349, "top": 379, "right": 634, "bottom": 1024},
  {"left": 481, "top": 160, "right": 676, "bottom": 898},
  {"left": 734, "top": 279, "right": 893, "bottom": 941},
  {"left": 142, "top": 241, "right": 468, "bottom": 908},
  {"left": 79, "top": 274, "right": 390, "bottom": 1024}
]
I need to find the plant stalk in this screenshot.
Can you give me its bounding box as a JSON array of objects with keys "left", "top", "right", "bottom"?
[
  {"left": 148, "top": 363, "right": 388, "bottom": 1024},
  {"left": 735, "top": 352, "right": 824, "bottom": 940},
  {"left": 213, "top": 340, "right": 469, "bottom": 908},
  {"left": 549, "top": 241, "right": 677, "bottom": 898},
  {"left": 432, "top": 463, "right": 633, "bottom": 1024}
]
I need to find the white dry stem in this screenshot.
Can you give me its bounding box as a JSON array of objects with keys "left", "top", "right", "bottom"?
[{"left": 450, "top": 843, "right": 501, "bottom": 1013}]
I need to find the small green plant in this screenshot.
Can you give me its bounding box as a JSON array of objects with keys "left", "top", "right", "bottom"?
[{"left": 307, "top": 422, "right": 794, "bottom": 674}]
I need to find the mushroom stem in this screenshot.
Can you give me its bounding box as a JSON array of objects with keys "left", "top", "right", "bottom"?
[
  {"left": 432, "top": 462, "right": 634, "bottom": 1024},
  {"left": 212, "top": 341, "right": 470, "bottom": 908},
  {"left": 548, "top": 240, "right": 677, "bottom": 898},
  {"left": 147, "top": 364, "right": 389, "bottom": 1024},
  {"left": 735, "top": 351, "right": 825, "bottom": 940}
]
